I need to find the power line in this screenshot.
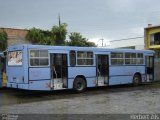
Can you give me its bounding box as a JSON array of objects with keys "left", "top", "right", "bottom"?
[{"left": 110, "top": 36, "right": 144, "bottom": 42}]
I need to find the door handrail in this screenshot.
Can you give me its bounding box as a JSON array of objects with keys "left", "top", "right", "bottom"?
[{"left": 53, "top": 66, "right": 57, "bottom": 79}]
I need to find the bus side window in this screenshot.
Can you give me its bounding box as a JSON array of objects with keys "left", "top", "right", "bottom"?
[{"left": 70, "top": 51, "right": 76, "bottom": 66}]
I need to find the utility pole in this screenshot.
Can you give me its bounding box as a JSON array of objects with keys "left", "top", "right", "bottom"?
[
  {"left": 58, "top": 13, "right": 61, "bottom": 27},
  {"left": 99, "top": 38, "right": 104, "bottom": 47}
]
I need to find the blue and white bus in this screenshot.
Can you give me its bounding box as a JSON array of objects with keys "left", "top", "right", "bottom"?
[{"left": 6, "top": 44, "right": 154, "bottom": 92}]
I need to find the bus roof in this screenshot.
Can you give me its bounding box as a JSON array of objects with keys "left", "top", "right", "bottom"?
[{"left": 7, "top": 44, "right": 154, "bottom": 54}]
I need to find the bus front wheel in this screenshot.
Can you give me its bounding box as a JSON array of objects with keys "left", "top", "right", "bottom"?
[
  {"left": 73, "top": 77, "right": 86, "bottom": 92},
  {"left": 133, "top": 74, "right": 141, "bottom": 86}
]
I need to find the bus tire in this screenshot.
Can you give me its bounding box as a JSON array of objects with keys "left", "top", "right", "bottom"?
[
  {"left": 73, "top": 77, "right": 86, "bottom": 92},
  {"left": 133, "top": 74, "right": 141, "bottom": 86}
]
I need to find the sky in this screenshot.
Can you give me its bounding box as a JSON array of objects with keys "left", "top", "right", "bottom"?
[{"left": 1, "top": 0, "right": 160, "bottom": 46}]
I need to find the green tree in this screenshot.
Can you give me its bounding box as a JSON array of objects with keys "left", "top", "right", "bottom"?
[
  {"left": 0, "top": 31, "right": 8, "bottom": 51},
  {"left": 26, "top": 28, "right": 54, "bottom": 45},
  {"left": 26, "top": 27, "right": 44, "bottom": 44},
  {"left": 26, "top": 23, "right": 96, "bottom": 47},
  {"left": 68, "top": 32, "right": 96, "bottom": 47},
  {"left": 51, "top": 23, "right": 67, "bottom": 45},
  {"left": 41, "top": 30, "right": 55, "bottom": 45},
  {"left": 85, "top": 40, "right": 97, "bottom": 47}
]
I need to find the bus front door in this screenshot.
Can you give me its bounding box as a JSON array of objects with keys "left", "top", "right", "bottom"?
[
  {"left": 50, "top": 53, "right": 68, "bottom": 90},
  {"left": 96, "top": 55, "right": 109, "bottom": 86},
  {"left": 146, "top": 56, "right": 154, "bottom": 81}
]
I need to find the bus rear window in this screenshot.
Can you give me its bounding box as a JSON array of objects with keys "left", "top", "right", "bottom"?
[{"left": 8, "top": 51, "right": 23, "bottom": 66}]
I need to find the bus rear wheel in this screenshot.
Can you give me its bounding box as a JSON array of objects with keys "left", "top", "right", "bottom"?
[
  {"left": 73, "top": 77, "right": 86, "bottom": 92},
  {"left": 133, "top": 74, "right": 141, "bottom": 86}
]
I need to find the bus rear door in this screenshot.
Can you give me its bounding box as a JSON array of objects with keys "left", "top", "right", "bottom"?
[
  {"left": 96, "top": 54, "right": 109, "bottom": 86},
  {"left": 146, "top": 56, "right": 154, "bottom": 81}
]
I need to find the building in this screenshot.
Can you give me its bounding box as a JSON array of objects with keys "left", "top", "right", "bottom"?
[
  {"left": 0, "top": 28, "right": 30, "bottom": 46},
  {"left": 144, "top": 24, "right": 160, "bottom": 80}
]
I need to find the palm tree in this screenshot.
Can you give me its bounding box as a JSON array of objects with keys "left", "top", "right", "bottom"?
[{"left": 51, "top": 23, "right": 67, "bottom": 45}]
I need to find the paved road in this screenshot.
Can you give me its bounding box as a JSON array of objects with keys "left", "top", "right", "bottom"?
[{"left": 0, "top": 82, "right": 160, "bottom": 114}]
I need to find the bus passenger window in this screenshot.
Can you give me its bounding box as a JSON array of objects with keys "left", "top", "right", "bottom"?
[
  {"left": 137, "top": 53, "right": 144, "bottom": 64},
  {"left": 125, "top": 53, "right": 136, "bottom": 65},
  {"left": 29, "top": 49, "right": 49, "bottom": 67},
  {"left": 111, "top": 52, "right": 124, "bottom": 65},
  {"left": 30, "top": 58, "right": 39, "bottom": 66},
  {"left": 70, "top": 51, "right": 76, "bottom": 66},
  {"left": 77, "top": 51, "right": 94, "bottom": 65}
]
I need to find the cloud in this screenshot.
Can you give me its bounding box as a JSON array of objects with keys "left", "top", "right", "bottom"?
[
  {"left": 130, "top": 27, "right": 144, "bottom": 36},
  {"left": 106, "top": 0, "right": 135, "bottom": 13}
]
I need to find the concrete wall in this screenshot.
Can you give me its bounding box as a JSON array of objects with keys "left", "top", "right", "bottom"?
[{"left": 0, "top": 28, "right": 30, "bottom": 46}]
